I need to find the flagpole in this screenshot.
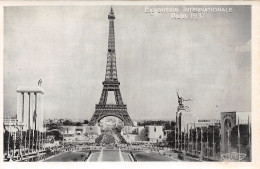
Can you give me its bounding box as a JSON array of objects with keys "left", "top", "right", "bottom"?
[
  {"left": 191, "top": 124, "right": 195, "bottom": 154},
  {"left": 184, "top": 128, "right": 186, "bottom": 152},
  {"left": 37, "top": 116, "right": 39, "bottom": 152},
  {"left": 213, "top": 123, "right": 215, "bottom": 160},
  {"left": 20, "top": 128, "right": 22, "bottom": 157},
  {"left": 180, "top": 129, "right": 182, "bottom": 151},
  {"left": 28, "top": 92, "right": 31, "bottom": 153},
  {"left": 7, "top": 118, "right": 11, "bottom": 157},
  {"left": 248, "top": 115, "right": 251, "bottom": 161},
  {"left": 174, "top": 125, "right": 176, "bottom": 150},
  {"left": 200, "top": 128, "right": 203, "bottom": 159},
  {"left": 41, "top": 132, "right": 43, "bottom": 151},
  {"left": 177, "top": 126, "right": 180, "bottom": 150},
  {"left": 227, "top": 128, "right": 230, "bottom": 162},
  {"left": 187, "top": 124, "right": 189, "bottom": 153},
  {"left": 36, "top": 130, "right": 38, "bottom": 152},
  {"left": 248, "top": 116, "right": 250, "bottom": 146},
  {"left": 195, "top": 126, "right": 198, "bottom": 155},
  {"left": 207, "top": 126, "right": 209, "bottom": 159},
  {"left": 28, "top": 129, "right": 31, "bottom": 153},
  {"left": 63, "top": 130, "right": 64, "bottom": 148},
  {"left": 238, "top": 117, "right": 240, "bottom": 161},
  {"left": 13, "top": 123, "right": 16, "bottom": 157},
  {"left": 32, "top": 128, "right": 34, "bottom": 152},
  {"left": 43, "top": 123, "right": 45, "bottom": 151},
  {"left": 24, "top": 127, "right": 27, "bottom": 154},
  {"left": 45, "top": 124, "right": 47, "bottom": 150}
]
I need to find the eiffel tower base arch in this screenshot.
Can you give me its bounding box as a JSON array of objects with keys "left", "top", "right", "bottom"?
[{"left": 89, "top": 105, "right": 133, "bottom": 126}]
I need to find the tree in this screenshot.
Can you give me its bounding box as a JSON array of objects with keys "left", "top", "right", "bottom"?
[
  {"left": 135, "top": 128, "right": 149, "bottom": 141},
  {"left": 166, "top": 130, "right": 176, "bottom": 147},
  {"left": 83, "top": 120, "right": 89, "bottom": 124},
  {"left": 63, "top": 120, "right": 73, "bottom": 126},
  {"left": 3, "top": 130, "right": 14, "bottom": 153},
  {"left": 164, "top": 121, "right": 176, "bottom": 130},
  {"left": 47, "top": 130, "right": 62, "bottom": 141},
  {"left": 75, "top": 122, "right": 82, "bottom": 126}
]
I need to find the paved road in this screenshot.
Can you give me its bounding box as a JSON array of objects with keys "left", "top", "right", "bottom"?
[
  {"left": 44, "top": 149, "right": 177, "bottom": 162},
  {"left": 89, "top": 149, "right": 131, "bottom": 162}
]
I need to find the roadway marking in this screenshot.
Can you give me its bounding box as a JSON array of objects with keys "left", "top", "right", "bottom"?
[
  {"left": 118, "top": 148, "right": 124, "bottom": 161},
  {"left": 86, "top": 153, "right": 93, "bottom": 162},
  {"left": 98, "top": 148, "right": 103, "bottom": 161}
]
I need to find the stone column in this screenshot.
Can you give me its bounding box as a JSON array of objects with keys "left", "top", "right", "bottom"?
[
  {"left": 34, "top": 93, "right": 37, "bottom": 130},
  {"left": 28, "top": 92, "right": 31, "bottom": 130},
  {"left": 28, "top": 92, "right": 31, "bottom": 152},
  {"left": 40, "top": 94, "right": 44, "bottom": 132},
  {"left": 22, "top": 93, "right": 25, "bottom": 123},
  {"left": 17, "top": 92, "right": 22, "bottom": 123}
]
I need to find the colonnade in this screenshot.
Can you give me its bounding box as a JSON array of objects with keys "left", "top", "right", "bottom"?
[{"left": 16, "top": 86, "right": 44, "bottom": 131}]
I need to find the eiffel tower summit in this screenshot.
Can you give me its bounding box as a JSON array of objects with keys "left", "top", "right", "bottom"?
[{"left": 89, "top": 7, "right": 133, "bottom": 126}]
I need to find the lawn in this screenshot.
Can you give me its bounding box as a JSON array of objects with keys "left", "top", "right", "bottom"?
[{"left": 45, "top": 151, "right": 88, "bottom": 162}]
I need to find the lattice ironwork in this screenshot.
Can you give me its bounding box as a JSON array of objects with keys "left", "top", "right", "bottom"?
[{"left": 89, "top": 7, "right": 133, "bottom": 126}]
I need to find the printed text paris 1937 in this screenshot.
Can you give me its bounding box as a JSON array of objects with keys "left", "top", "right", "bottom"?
[{"left": 145, "top": 6, "right": 233, "bottom": 19}]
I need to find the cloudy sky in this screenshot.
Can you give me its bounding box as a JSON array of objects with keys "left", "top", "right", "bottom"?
[{"left": 4, "top": 5, "right": 251, "bottom": 121}]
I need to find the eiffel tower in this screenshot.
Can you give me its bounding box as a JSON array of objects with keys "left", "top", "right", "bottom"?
[{"left": 89, "top": 7, "right": 133, "bottom": 126}]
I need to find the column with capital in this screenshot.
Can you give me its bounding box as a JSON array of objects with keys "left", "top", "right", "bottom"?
[
  {"left": 34, "top": 93, "right": 37, "bottom": 130},
  {"left": 22, "top": 93, "right": 25, "bottom": 123},
  {"left": 28, "top": 92, "right": 31, "bottom": 130},
  {"left": 16, "top": 92, "right": 22, "bottom": 123},
  {"left": 28, "top": 92, "right": 31, "bottom": 151},
  {"left": 38, "top": 93, "right": 44, "bottom": 132}
]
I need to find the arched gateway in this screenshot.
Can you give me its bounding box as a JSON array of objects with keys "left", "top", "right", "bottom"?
[{"left": 89, "top": 7, "right": 133, "bottom": 126}]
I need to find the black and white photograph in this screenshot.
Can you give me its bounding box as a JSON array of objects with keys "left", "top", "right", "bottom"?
[{"left": 2, "top": 3, "right": 258, "bottom": 164}]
